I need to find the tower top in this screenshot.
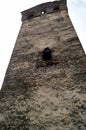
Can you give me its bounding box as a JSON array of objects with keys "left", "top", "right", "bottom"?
[{"left": 21, "top": 0, "right": 67, "bottom": 21}]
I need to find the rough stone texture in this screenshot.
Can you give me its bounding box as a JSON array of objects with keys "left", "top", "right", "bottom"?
[{"left": 0, "top": 0, "right": 86, "bottom": 130}]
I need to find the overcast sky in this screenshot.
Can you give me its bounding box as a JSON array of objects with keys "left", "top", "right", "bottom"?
[{"left": 0, "top": 0, "right": 86, "bottom": 89}]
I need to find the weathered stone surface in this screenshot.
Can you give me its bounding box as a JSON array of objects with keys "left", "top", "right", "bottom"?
[{"left": 0, "top": 0, "right": 86, "bottom": 129}]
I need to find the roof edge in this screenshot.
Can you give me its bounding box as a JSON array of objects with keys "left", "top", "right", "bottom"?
[{"left": 21, "top": 0, "right": 67, "bottom": 21}]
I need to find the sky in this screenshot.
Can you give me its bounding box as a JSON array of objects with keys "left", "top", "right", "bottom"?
[{"left": 0, "top": 0, "right": 86, "bottom": 89}]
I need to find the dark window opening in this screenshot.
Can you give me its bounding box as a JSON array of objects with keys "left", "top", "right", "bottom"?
[
  {"left": 42, "top": 47, "right": 52, "bottom": 61},
  {"left": 28, "top": 14, "right": 34, "bottom": 19},
  {"left": 41, "top": 10, "right": 46, "bottom": 15},
  {"left": 54, "top": 6, "right": 59, "bottom": 12}
]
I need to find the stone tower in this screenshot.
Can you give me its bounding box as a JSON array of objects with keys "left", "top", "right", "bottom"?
[{"left": 0, "top": 0, "right": 86, "bottom": 129}]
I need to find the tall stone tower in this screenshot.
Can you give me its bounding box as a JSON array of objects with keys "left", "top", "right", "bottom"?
[{"left": 0, "top": 0, "right": 86, "bottom": 129}]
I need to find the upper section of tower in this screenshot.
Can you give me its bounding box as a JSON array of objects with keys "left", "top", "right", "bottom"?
[{"left": 21, "top": 0, "right": 67, "bottom": 21}]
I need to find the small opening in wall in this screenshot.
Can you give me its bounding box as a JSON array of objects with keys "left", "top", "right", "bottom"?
[
  {"left": 41, "top": 10, "right": 46, "bottom": 15},
  {"left": 54, "top": 6, "right": 59, "bottom": 12},
  {"left": 42, "top": 47, "right": 52, "bottom": 61},
  {"left": 28, "top": 14, "right": 34, "bottom": 19}
]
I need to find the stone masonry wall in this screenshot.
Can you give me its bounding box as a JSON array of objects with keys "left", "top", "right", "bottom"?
[{"left": 0, "top": 1, "right": 86, "bottom": 130}]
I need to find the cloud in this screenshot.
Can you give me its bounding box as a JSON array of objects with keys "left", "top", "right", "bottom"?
[
  {"left": 81, "top": 0, "right": 86, "bottom": 4},
  {"left": 68, "top": 0, "right": 80, "bottom": 5}
]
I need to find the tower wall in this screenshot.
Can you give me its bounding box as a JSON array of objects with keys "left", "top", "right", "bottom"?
[{"left": 0, "top": 1, "right": 86, "bottom": 129}]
